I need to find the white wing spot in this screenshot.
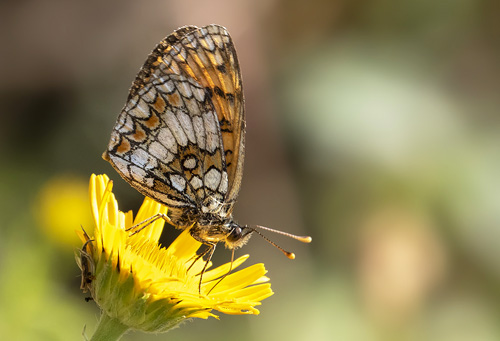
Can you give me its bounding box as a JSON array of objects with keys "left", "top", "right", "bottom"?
[
  {"left": 191, "top": 86, "right": 205, "bottom": 102},
  {"left": 142, "top": 87, "right": 156, "bottom": 103},
  {"left": 161, "top": 78, "right": 175, "bottom": 93},
  {"left": 186, "top": 34, "right": 198, "bottom": 48},
  {"left": 184, "top": 97, "right": 202, "bottom": 117},
  {"left": 109, "top": 156, "right": 131, "bottom": 178},
  {"left": 206, "top": 25, "right": 218, "bottom": 34},
  {"left": 203, "top": 111, "right": 219, "bottom": 153},
  {"left": 170, "top": 174, "right": 186, "bottom": 192},
  {"left": 165, "top": 110, "right": 188, "bottom": 146},
  {"left": 190, "top": 175, "right": 203, "bottom": 189},
  {"left": 130, "top": 148, "right": 150, "bottom": 168},
  {"left": 204, "top": 168, "right": 221, "bottom": 191},
  {"left": 118, "top": 114, "right": 134, "bottom": 134},
  {"left": 157, "top": 126, "right": 178, "bottom": 153},
  {"left": 177, "top": 111, "right": 196, "bottom": 144},
  {"left": 125, "top": 97, "right": 138, "bottom": 111},
  {"left": 183, "top": 156, "right": 197, "bottom": 170},
  {"left": 192, "top": 116, "right": 206, "bottom": 149},
  {"left": 128, "top": 98, "right": 150, "bottom": 119},
  {"left": 218, "top": 171, "right": 228, "bottom": 194},
  {"left": 199, "top": 27, "right": 208, "bottom": 37},
  {"left": 149, "top": 141, "right": 170, "bottom": 162},
  {"left": 130, "top": 165, "right": 147, "bottom": 182},
  {"left": 177, "top": 81, "right": 193, "bottom": 98}
]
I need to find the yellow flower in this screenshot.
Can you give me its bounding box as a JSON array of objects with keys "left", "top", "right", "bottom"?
[{"left": 76, "top": 174, "right": 273, "bottom": 338}]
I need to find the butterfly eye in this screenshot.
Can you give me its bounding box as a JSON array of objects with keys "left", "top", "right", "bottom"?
[{"left": 227, "top": 225, "right": 242, "bottom": 242}]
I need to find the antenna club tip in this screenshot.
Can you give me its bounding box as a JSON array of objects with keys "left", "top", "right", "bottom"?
[
  {"left": 285, "top": 252, "right": 296, "bottom": 260},
  {"left": 300, "top": 236, "right": 312, "bottom": 243}
]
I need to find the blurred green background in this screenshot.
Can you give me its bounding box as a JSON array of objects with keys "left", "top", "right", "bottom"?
[{"left": 1, "top": 0, "right": 500, "bottom": 340}]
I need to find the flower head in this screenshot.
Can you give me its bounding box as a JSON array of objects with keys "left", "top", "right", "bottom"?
[{"left": 76, "top": 174, "right": 273, "bottom": 335}]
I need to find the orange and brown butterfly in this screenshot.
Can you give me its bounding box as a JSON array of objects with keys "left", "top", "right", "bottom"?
[{"left": 103, "top": 24, "right": 311, "bottom": 285}]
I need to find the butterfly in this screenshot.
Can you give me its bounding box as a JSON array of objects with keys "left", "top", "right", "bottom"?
[{"left": 103, "top": 24, "right": 310, "bottom": 290}]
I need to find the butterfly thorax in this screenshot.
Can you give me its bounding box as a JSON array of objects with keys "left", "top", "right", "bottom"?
[
  {"left": 189, "top": 217, "right": 253, "bottom": 250},
  {"left": 167, "top": 196, "right": 252, "bottom": 249}
]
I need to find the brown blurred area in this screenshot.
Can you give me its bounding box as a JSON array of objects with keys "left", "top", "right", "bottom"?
[{"left": 1, "top": 0, "right": 500, "bottom": 340}]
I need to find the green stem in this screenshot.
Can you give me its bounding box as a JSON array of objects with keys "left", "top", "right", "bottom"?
[{"left": 90, "top": 313, "right": 130, "bottom": 341}]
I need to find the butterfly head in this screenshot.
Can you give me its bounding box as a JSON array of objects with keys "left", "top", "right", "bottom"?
[{"left": 224, "top": 222, "right": 253, "bottom": 249}]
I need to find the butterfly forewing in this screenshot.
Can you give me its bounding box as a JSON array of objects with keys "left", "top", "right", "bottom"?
[
  {"left": 161, "top": 25, "right": 245, "bottom": 204},
  {"left": 103, "top": 24, "right": 245, "bottom": 227}
]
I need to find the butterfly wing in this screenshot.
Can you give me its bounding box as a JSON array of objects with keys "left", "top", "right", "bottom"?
[
  {"left": 103, "top": 25, "right": 245, "bottom": 225},
  {"left": 168, "top": 25, "right": 245, "bottom": 204}
]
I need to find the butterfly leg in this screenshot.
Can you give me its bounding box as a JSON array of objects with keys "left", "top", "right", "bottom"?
[
  {"left": 207, "top": 249, "right": 235, "bottom": 295},
  {"left": 193, "top": 242, "right": 216, "bottom": 294},
  {"left": 126, "top": 213, "right": 173, "bottom": 235},
  {"left": 187, "top": 244, "right": 213, "bottom": 273}
]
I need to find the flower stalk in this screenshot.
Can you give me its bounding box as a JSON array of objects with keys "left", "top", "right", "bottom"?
[{"left": 90, "top": 314, "right": 129, "bottom": 341}]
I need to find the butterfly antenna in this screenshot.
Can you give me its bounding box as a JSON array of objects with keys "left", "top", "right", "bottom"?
[
  {"left": 251, "top": 225, "right": 312, "bottom": 260},
  {"left": 255, "top": 225, "right": 312, "bottom": 243}
]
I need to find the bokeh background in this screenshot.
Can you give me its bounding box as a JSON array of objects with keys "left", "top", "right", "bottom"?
[{"left": 2, "top": 0, "right": 500, "bottom": 340}]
